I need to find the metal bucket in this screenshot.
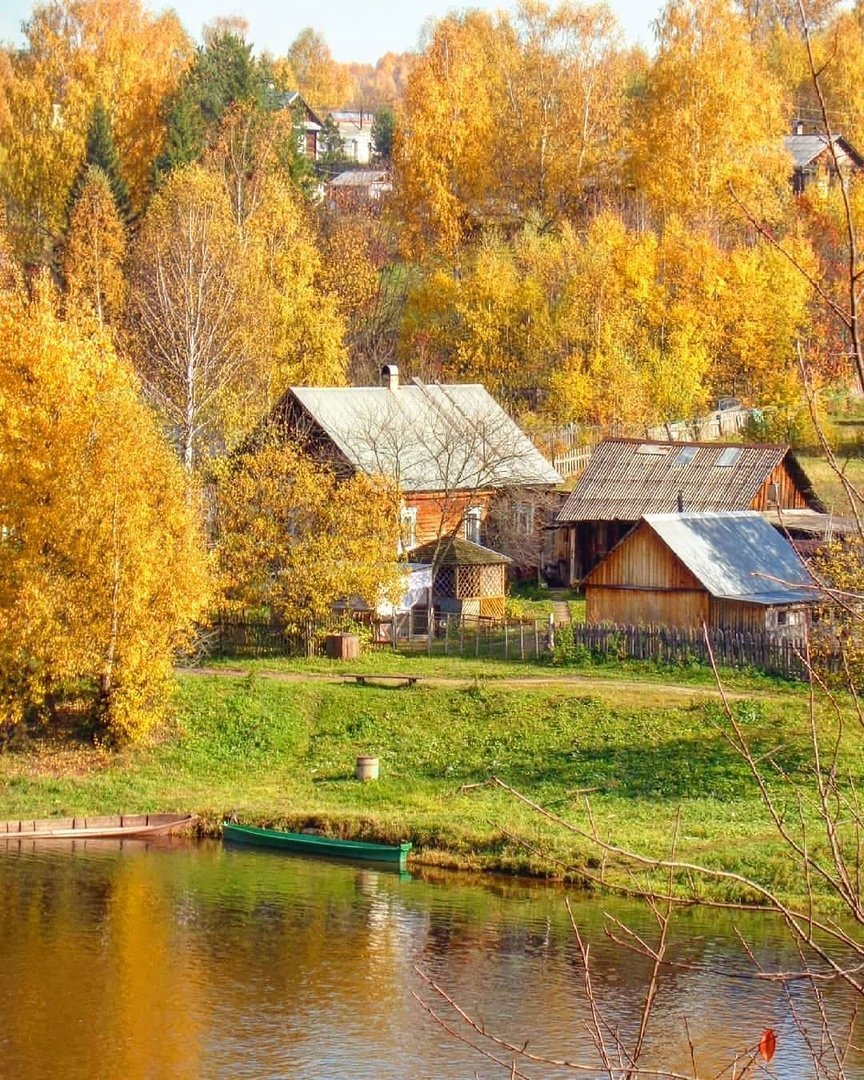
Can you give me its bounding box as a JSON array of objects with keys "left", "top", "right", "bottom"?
[{"left": 355, "top": 756, "right": 380, "bottom": 782}]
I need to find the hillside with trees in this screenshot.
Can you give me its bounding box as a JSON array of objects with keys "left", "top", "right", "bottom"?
[{"left": 0, "top": 0, "right": 863, "bottom": 737}]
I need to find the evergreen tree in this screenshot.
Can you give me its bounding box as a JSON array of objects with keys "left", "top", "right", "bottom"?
[
  {"left": 318, "top": 116, "right": 346, "bottom": 173},
  {"left": 371, "top": 105, "right": 395, "bottom": 163},
  {"left": 156, "top": 33, "right": 267, "bottom": 178},
  {"left": 72, "top": 98, "right": 132, "bottom": 222}
]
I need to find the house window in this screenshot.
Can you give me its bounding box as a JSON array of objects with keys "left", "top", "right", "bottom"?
[
  {"left": 400, "top": 506, "right": 417, "bottom": 552},
  {"left": 465, "top": 506, "right": 482, "bottom": 545},
  {"left": 777, "top": 610, "right": 787, "bottom": 626}
]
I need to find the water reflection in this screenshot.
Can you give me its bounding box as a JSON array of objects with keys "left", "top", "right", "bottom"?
[{"left": 0, "top": 840, "right": 858, "bottom": 1078}]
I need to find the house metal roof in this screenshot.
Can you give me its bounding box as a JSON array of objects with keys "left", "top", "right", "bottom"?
[
  {"left": 556, "top": 438, "right": 824, "bottom": 523},
  {"left": 640, "top": 512, "right": 817, "bottom": 605},
  {"left": 784, "top": 133, "right": 864, "bottom": 169},
  {"left": 329, "top": 170, "right": 390, "bottom": 187},
  {"left": 288, "top": 382, "right": 561, "bottom": 493}
]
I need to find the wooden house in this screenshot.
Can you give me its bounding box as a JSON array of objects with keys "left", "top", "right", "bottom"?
[
  {"left": 784, "top": 128, "right": 864, "bottom": 195},
  {"left": 584, "top": 512, "right": 818, "bottom": 634},
  {"left": 270, "top": 366, "right": 561, "bottom": 556},
  {"left": 555, "top": 438, "right": 826, "bottom": 586},
  {"left": 265, "top": 90, "right": 324, "bottom": 158}
]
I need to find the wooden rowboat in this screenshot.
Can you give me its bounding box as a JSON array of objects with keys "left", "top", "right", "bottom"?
[
  {"left": 223, "top": 823, "right": 412, "bottom": 867},
  {"left": 0, "top": 813, "right": 198, "bottom": 841}
]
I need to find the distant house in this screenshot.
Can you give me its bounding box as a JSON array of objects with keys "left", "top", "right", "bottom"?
[
  {"left": 328, "top": 110, "right": 375, "bottom": 164},
  {"left": 270, "top": 364, "right": 561, "bottom": 560},
  {"left": 784, "top": 126, "right": 864, "bottom": 194},
  {"left": 583, "top": 512, "right": 819, "bottom": 634},
  {"left": 326, "top": 168, "right": 392, "bottom": 211},
  {"left": 554, "top": 438, "right": 826, "bottom": 586},
  {"left": 265, "top": 90, "right": 324, "bottom": 159}
]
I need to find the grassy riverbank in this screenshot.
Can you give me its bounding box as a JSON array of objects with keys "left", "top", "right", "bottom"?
[{"left": 0, "top": 668, "right": 856, "bottom": 909}]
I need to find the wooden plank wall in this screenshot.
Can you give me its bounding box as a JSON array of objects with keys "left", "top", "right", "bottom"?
[
  {"left": 750, "top": 462, "right": 809, "bottom": 511},
  {"left": 587, "top": 586, "right": 710, "bottom": 628},
  {"left": 585, "top": 522, "right": 703, "bottom": 590}
]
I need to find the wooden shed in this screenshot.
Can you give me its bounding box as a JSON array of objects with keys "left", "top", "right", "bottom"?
[
  {"left": 410, "top": 537, "right": 512, "bottom": 620},
  {"left": 584, "top": 512, "right": 819, "bottom": 635},
  {"left": 555, "top": 438, "right": 826, "bottom": 586}
]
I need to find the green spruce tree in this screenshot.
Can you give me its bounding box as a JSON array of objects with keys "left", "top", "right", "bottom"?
[
  {"left": 70, "top": 98, "right": 132, "bottom": 222},
  {"left": 156, "top": 33, "right": 267, "bottom": 179}
]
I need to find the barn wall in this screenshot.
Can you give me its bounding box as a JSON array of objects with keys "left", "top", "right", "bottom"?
[
  {"left": 709, "top": 598, "right": 770, "bottom": 633},
  {"left": 750, "top": 463, "right": 809, "bottom": 511},
  {"left": 586, "top": 586, "right": 709, "bottom": 627},
  {"left": 586, "top": 522, "right": 703, "bottom": 591}
]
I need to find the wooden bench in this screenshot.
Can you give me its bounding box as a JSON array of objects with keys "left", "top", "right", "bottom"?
[{"left": 343, "top": 673, "right": 421, "bottom": 688}]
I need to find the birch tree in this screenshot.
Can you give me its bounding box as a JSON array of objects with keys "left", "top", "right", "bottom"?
[{"left": 127, "top": 166, "right": 246, "bottom": 472}]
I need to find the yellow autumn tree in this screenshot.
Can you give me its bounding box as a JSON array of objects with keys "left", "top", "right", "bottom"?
[
  {"left": 214, "top": 437, "right": 401, "bottom": 632},
  {"left": 62, "top": 165, "right": 127, "bottom": 328},
  {"left": 239, "top": 174, "right": 347, "bottom": 416},
  {"left": 630, "top": 0, "right": 789, "bottom": 227},
  {"left": 393, "top": 11, "right": 500, "bottom": 256},
  {"left": 0, "top": 281, "right": 209, "bottom": 742},
  {"left": 126, "top": 166, "right": 246, "bottom": 472},
  {"left": 286, "top": 28, "right": 354, "bottom": 109},
  {"left": 496, "top": 0, "right": 628, "bottom": 222},
  {"left": 0, "top": 0, "right": 192, "bottom": 261}
]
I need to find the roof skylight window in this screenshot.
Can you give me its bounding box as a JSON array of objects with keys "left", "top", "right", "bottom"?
[
  {"left": 715, "top": 447, "right": 743, "bottom": 467},
  {"left": 675, "top": 446, "right": 699, "bottom": 466},
  {"left": 636, "top": 443, "right": 671, "bottom": 456}
]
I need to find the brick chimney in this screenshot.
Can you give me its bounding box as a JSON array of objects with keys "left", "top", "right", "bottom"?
[{"left": 381, "top": 363, "right": 399, "bottom": 393}]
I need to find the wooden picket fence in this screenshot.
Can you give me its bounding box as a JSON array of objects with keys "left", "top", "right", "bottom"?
[
  {"left": 553, "top": 622, "right": 812, "bottom": 679},
  {"left": 200, "top": 612, "right": 817, "bottom": 679}
]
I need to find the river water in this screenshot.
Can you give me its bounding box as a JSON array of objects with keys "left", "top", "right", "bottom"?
[{"left": 0, "top": 839, "right": 858, "bottom": 1079}]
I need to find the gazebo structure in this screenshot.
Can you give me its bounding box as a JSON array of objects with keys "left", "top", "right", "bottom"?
[{"left": 410, "top": 537, "right": 512, "bottom": 620}]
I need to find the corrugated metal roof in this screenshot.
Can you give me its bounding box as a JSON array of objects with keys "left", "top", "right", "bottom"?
[
  {"left": 556, "top": 438, "right": 822, "bottom": 523},
  {"left": 785, "top": 134, "right": 834, "bottom": 168},
  {"left": 289, "top": 382, "right": 561, "bottom": 492},
  {"left": 642, "top": 512, "right": 816, "bottom": 604}
]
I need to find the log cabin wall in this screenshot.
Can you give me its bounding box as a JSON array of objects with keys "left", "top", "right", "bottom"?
[{"left": 405, "top": 491, "right": 494, "bottom": 546}]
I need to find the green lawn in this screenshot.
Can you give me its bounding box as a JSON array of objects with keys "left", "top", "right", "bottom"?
[
  {"left": 798, "top": 453, "right": 864, "bottom": 517},
  {"left": 194, "top": 647, "right": 799, "bottom": 694},
  {"left": 0, "top": 672, "right": 854, "bottom": 909}
]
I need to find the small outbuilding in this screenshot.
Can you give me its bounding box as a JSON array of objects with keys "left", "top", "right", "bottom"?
[
  {"left": 583, "top": 512, "right": 819, "bottom": 635},
  {"left": 410, "top": 536, "right": 512, "bottom": 620},
  {"left": 555, "top": 438, "right": 826, "bottom": 585}
]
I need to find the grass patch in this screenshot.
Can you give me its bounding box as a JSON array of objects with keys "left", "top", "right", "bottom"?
[
  {"left": 0, "top": 673, "right": 856, "bottom": 909},
  {"left": 195, "top": 648, "right": 801, "bottom": 696},
  {"left": 797, "top": 453, "right": 864, "bottom": 516}
]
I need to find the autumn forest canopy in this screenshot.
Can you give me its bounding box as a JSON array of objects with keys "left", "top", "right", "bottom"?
[{"left": 2, "top": 0, "right": 864, "bottom": 738}]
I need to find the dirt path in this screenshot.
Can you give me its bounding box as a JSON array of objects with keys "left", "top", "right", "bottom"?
[{"left": 181, "top": 666, "right": 789, "bottom": 704}]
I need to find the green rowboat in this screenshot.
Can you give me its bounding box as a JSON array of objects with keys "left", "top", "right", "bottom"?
[{"left": 222, "top": 823, "right": 412, "bottom": 868}]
